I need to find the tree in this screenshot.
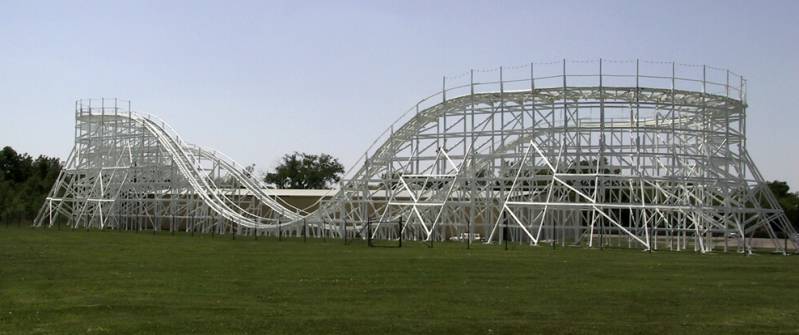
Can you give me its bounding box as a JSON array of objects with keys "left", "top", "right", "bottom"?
[
  {"left": 767, "top": 180, "right": 799, "bottom": 230},
  {"left": 264, "top": 152, "right": 344, "bottom": 189},
  {"left": 0, "top": 146, "right": 32, "bottom": 183},
  {"left": 0, "top": 146, "right": 62, "bottom": 223}
]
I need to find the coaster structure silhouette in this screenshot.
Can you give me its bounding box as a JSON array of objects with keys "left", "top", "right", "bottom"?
[{"left": 34, "top": 59, "right": 798, "bottom": 253}]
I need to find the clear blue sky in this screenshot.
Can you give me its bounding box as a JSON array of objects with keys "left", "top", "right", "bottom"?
[{"left": 2, "top": 0, "right": 798, "bottom": 186}]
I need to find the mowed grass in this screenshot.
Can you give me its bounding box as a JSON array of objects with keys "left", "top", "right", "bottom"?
[{"left": 1, "top": 226, "right": 798, "bottom": 334}]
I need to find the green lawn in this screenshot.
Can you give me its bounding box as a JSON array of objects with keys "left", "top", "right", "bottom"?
[{"left": 1, "top": 226, "right": 798, "bottom": 334}]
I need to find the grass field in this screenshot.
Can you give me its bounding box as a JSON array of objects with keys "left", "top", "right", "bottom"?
[{"left": 1, "top": 226, "right": 798, "bottom": 334}]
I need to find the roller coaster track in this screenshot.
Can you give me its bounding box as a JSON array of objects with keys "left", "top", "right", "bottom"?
[
  {"left": 144, "top": 116, "right": 304, "bottom": 226},
  {"left": 35, "top": 59, "right": 799, "bottom": 253}
]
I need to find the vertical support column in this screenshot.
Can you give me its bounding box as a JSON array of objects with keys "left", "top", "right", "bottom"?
[
  {"left": 670, "top": 62, "right": 678, "bottom": 251},
  {"left": 158, "top": 142, "right": 163, "bottom": 234},
  {"left": 436, "top": 76, "right": 445, "bottom": 177},
  {"left": 469, "top": 69, "right": 475, "bottom": 248},
  {"left": 724, "top": 70, "right": 732, "bottom": 202},
  {"left": 415, "top": 103, "right": 420, "bottom": 175},
  {"left": 388, "top": 124, "right": 394, "bottom": 196},
  {"left": 443, "top": 76, "right": 448, "bottom": 156},
  {"left": 561, "top": 59, "right": 568, "bottom": 145},
  {"left": 499, "top": 66, "right": 505, "bottom": 148},
  {"left": 741, "top": 76, "right": 747, "bottom": 178},
  {"left": 99, "top": 98, "right": 106, "bottom": 229},
  {"left": 362, "top": 152, "right": 369, "bottom": 226},
  {"left": 740, "top": 88, "right": 750, "bottom": 253},
  {"left": 725, "top": 69, "right": 730, "bottom": 98},
  {"left": 442, "top": 76, "right": 446, "bottom": 103},
  {"left": 496, "top": 66, "right": 505, "bottom": 244},
  {"left": 591, "top": 58, "right": 606, "bottom": 248},
  {"left": 635, "top": 60, "right": 641, "bottom": 173},
  {"left": 697, "top": 65, "right": 708, "bottom": 253},
  {"left": 635, "top": 59, "right": 650, "bottom": 251}
]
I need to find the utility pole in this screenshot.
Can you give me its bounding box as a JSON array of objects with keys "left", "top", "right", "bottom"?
[
  {"left": 367, "top": 218, "right": 372, "bottom": 247},
  {"left": 398, "top": 216, "right": 403, "bottom": 248},
  {"left": 504, "top": 211, "right": 508, "bottom": 251}
]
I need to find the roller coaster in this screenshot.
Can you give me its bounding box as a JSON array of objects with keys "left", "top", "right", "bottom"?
[{"left": 34, "top": 59, "right": 799, "bottom": 253}]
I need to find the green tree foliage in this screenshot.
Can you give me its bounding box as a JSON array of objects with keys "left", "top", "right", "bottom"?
[
  {"left": 0, "top": 146, "right": 62, "bottom": 223},
  {"left": 767, "top": 180, "right": 799, "bottom": 230},
  {"left": 264, "top": 152, "right": 344, "bottom": 189}
]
